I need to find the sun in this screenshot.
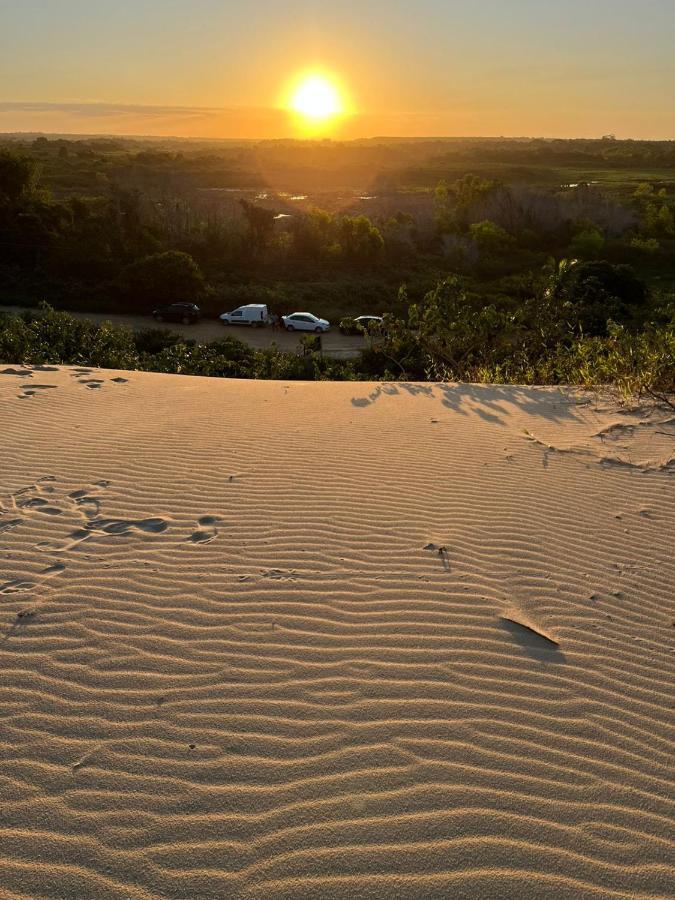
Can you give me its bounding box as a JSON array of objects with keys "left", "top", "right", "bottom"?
[{"left": 288, "top": 74, "right": 345, "bottom": 124}]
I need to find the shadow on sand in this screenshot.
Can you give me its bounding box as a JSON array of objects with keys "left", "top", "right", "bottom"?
[
  {"left": 499, "top": 618, "right": 566, "bottom": 665},
  {"left": 351, "top": 382, "right": 584, "bottom": 427}
]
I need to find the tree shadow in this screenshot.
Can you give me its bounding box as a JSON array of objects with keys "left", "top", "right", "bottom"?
[
  {"left": 437, "top": 383, "right": 580, "bottom": 426},
  {"left": 351, "top": 382, "right": 584, "bottom": 428},
  {"left": 351, "top": 383, "right": 406, "bottom": 408}
]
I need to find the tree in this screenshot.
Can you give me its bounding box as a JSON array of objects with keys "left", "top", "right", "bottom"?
[
  {"left": 0, "top": 150, "right": 38, "bottom": 202},
  {"left": 367, "top": 278, "right": 521, "bottom": 380},
  {"left": 644, "top": 202, "right": 674, "bottom": 236},
  {"left": 239, "top": 200, "right": 275, "bottom": 256},
  {"left": 291, "top": 208, "right": 335, "bottom": 261},
  {"left": 548, "top": 260, "right": 648, "bottom": 335},
  {"left": 338, "top": 215, "right": 384, "bottom": 266},
  {"left": 383, "top": 212, "right": 416, "bottom": 263},
  {"left": 435, "top": 175, "right": 498, "bottom": 233},
  {"left": 569, "top": 223, "right": 605, "bottom": 259},
  {"left": 118, "top": 251, "right": 205, "bottom": 307},
  {"left": 469, "top": 220, "right": 514, "bottom": 256}
]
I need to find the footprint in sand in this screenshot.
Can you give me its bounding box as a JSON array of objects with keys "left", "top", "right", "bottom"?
[
  {"left": 0, "top": 561, "right": 65, "bottom": 595},
  {"left": 15, "top": 496, "right": 63, "bottom": 516},
  {"left": 87, "top": 517, "right": 169, "bottom": 536},
  {"left": 18, "top": 384, "right": 58, "bottom": 399},
  {"left": 261, "top": 569, "right": 296, "bottom": 581},
  {"left": 1, "top": 367, "right": 33, "bottom": 377},
  {"left": 11, "top": 480, "right": 63, "bottom": 515},
  {"left": 0, "top": 579, "right": 36, "bottom": 595},
  {"left": 190, "top": 516, "right": 220, "bottom": 544},
  {"left": 68, "top": 490, "right": 102, "bottom": 519},
  {"left": 0, "top": 518, "right": 23, "bottom": 534},
  {"left": 78, "top": 379, "right": 105, "bottom": 389},
  {"left": 66, "top": 480, "right": 112, "bottom": 520},
  {"left": 38, "top": 516, "right": 168, "bottom": 552},
  {"left": 110, "top": 377, "right": 128, "bottom": 384},
  {"left": 37, "top": 530, "right": 91, "bottom": 553},
  {"left": 40, "top": 562, "right": 66, "bottom": 578},
  {"left": 12, "top": 478, "right": 166, "bottom": 550}
]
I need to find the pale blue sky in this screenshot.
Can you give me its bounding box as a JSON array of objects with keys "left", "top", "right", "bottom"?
[{"left": 1, "top": 1, "right": 673, "bottom": 137}]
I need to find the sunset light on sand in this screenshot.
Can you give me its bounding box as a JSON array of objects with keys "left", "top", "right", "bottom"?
[{"left": 0, "top": 2, "right": 674, "bottom": 899}]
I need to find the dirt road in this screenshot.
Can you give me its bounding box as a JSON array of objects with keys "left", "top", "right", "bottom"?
[{"left": 0, "top": 306, "right": 366, "bottom": 358}]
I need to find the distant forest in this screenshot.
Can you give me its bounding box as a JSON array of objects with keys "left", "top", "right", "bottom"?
[{"left": 0, "top": 136, "right": 673, "bottom": 395}]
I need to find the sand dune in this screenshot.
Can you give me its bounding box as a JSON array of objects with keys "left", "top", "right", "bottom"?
[{"left": 0, "top": 367, "right": 673, "bottom": 899}]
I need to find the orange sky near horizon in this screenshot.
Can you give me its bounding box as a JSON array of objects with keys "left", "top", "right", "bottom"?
[
  {"left": 1, "top": 1, "right": 674, "bottom": 140},
  {"left": 2, "top": 101, "right": 672, "bottom": 143}
]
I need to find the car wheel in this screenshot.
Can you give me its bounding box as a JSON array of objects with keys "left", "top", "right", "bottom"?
[
  {"left": 155, "top": 314, "right": 163, "bottom": 322},
  {"left": 181, "top": 316, "right": 191, "bottom": 325},
  {"left": 314, "top": 326, "right": 323, "bottom": 333},
  {"left": 286, "top": 324, "right": 295, "bottom": 332}
]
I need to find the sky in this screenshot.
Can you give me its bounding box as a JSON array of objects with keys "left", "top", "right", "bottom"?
[{"left": 1, "top": 0, "right": 674, "bottom": 140}]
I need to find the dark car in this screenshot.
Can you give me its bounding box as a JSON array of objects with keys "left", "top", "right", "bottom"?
[
  {"left": 152, "top": 303, "right": 201, "bottom": 324},
  {"left": 339, "top": 315, "right": 384, "bottom": 335}
]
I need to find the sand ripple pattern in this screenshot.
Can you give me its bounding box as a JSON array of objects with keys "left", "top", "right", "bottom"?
[{"left": 0, "top": 369, "right": 673, "bottom": 899}]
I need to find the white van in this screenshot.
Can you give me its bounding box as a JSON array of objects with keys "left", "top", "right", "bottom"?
[{"left": 219, "top": 304, "right": 269, "bottom": 327}]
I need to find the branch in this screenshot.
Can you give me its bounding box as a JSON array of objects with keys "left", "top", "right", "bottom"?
[{"left": 644, "top": 387, "right": 675, "bottom": 411}]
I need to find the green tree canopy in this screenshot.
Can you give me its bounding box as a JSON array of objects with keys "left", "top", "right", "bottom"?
[
  {"left": 469, "top": 220, "right": 514, "bottom": 256},
  {"left": 339, "top": 215, "right": 384, "bottom": 266},
  {"left": 118, "top": 251, "right": 205, "bottom": 308},
  {"left": 549, "top": 260, "right": 648, "bottom": 335},
  {"left": 569, "top": 223, "right": 605, "bottom": 259}
]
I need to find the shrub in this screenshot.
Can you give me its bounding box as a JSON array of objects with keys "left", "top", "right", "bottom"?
[
  {"left": 630, "top": 236, "right": 660, "bottom": 256},
  {"left": 0, "top": 297, "right": 672, "bottom": 403},
  {"left": 0, "top": 306, "right": 138, "bottom": 368},
  {"left": 569, "top": 225, "right": 605, "bottom": 259},
  {"left": 134, "top": 327, "right": 185, "bottom": 355}
]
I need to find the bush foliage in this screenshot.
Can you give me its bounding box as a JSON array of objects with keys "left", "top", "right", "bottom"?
[{"left": 1, "top": 298, "right": 672, "bottom": 402}]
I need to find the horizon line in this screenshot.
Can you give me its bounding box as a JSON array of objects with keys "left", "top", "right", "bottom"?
[
  {"left": 1, "top": 101, "right": 674, "bottom": 143},
  {"left": 2, "top": 130, "right": 674, "bottom": 145}
]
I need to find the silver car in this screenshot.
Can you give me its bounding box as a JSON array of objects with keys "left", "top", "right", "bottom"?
[{"left": 282, "top": 312, "right": 331, "bottom": 333}]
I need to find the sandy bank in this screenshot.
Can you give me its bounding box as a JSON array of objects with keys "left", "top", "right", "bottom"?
[{"left": 1, "top": 366, "right": 673, "bottom": 898}]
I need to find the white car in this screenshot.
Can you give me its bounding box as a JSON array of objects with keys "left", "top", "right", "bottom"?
[{"left": 282, "top": 312, "right": 331, "bottom": 333}]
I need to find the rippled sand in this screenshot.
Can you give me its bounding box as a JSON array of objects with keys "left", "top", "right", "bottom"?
[{"left": 1, "top": 367, "right": 673, "bottom": 899}]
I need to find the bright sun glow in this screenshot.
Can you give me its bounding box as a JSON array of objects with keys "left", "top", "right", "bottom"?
[{"left": 289, "top": 74, "right": 344, "bottom": 123}]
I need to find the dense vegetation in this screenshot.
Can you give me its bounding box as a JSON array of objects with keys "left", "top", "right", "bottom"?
[
  {"left": 2, "top": 301, "right": 672, "bottom": 403},
  {"left": 0, "top": 137, "right": 673, "bottom": 398}
]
